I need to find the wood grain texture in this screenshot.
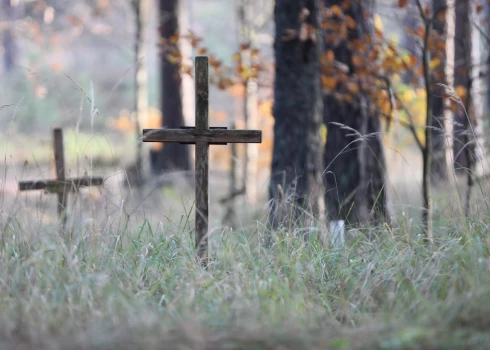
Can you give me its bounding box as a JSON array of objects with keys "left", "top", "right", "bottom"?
[
  {"left": 195, "top": 141, "right": 209, "bottom": 263},
  {"left": 195, "top": 56, "right": 209, "bottom": 264},
  {"left": 53, "top": 128, "right": 68, "bottom": 228},
  {"left": 195, "top": 56, "right": 209, "bottom": 131},
  {"left": 19, "top": 177, "right": 104, "bottom": 192},
  {"left": 142, "top": 129, "right": 262, "bottom": 144}
]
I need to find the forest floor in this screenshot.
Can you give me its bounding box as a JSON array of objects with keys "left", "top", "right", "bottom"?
[{"left": 1, "top": 131, "right": 490, "bottom": 349}]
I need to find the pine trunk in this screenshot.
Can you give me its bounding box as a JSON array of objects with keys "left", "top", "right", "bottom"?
[
  {"left": 153, "top": 0, "right": 191, "bottom": 174},
  {"left": 238, "top": 0, "right": 260, "bottom": 203},
  {"left": 430, "top": 0, "right": 449, "bottom": 183},
  {"left": 270, "top": 0, "right": 324, "bottom": 226},
  {"left": 133, "top": 0, "right": 149, "bottom": 180},
  {"left": 453, "top": 0, "right": 470, "bottom": 173},
  {"left": 323, "top": 0, "right": 389, "bottom": 226},
  {"left": 2, "top": 0, "right": 18, "bottom": 71}
]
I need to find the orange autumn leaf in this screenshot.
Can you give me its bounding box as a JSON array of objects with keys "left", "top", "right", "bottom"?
[
  {"left": 322, "top": 76, "right": 338, "bottom": 90},
  {"left": 398, "top": 0, "right": 408, "bottom": 8},
  {"left": 330, "top": 5, "right": 343, "bottom": 17},
  {"left": 352, "top": 55, "right": 363, "bottom": 67},
  {"left": 345, "top": 16, "right": 356, "bottom": 30}
]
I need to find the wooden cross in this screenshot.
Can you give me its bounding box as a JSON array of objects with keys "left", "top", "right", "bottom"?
[
  {"left": 18, "top": 128, "right": 104, "bottom": 228},
  {"left": 143, "top": 56, "right": 262, "bottom": 263}
]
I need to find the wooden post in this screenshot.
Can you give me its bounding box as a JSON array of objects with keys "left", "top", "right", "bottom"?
[
  {"left": 195, "top": 56, "right": 209, "bottom": 262},
  {"left": 53, "top": 128, "right": 68, "bottom": 228},
  {"left": 142, "top": 56, "right": 262, "bottom": 264}
]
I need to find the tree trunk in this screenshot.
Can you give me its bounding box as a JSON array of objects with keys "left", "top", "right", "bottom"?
[
  {"left": 323, "top": 0, "right": 389, "bottom": 226},
  {"left": 469, "top": 1, "right": 484, "bottom": 180},
  {"left": 153, "top": 0, "right": 191, "bottom": 174},
  {"left": 2, "top": 0, "right": 18, "bottom": 71},
  {"left": 430, "top": 0, "right": 449, "bottom": 183},
  {"left": 270, "top": 0, "right": 324, "bottom": 226},
  {"left": 444, "top": 0, "right": 455, "bottom": 183},
  {"left": 451, "top": 0, "right": 485, "bottom": 215},
  {"left": 453, "top": 0, "right": 470, "bottom": 173},
  {"left": 128, "top": 0, "right": 150, "bottom": 188},
  {"left": 238, "top": 0, "right": 260, "bottom": 204},
  {"left": 487, "top": 4, "right": 490, "bottom": 115}
]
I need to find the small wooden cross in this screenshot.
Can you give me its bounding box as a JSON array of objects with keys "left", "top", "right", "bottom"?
[
  {"left": 18, "top": 128, "right": 104, "bottom": 228},
  {"left": 143, "top": 56, "right": 262, "bottom": 263}
]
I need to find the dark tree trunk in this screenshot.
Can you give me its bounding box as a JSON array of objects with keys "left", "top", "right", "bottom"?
[
  {"left": 430, "top": 0, "right": 448, "bottom": 183},
  {"left": 487, "top": 4, "right": 490, "bottom": 115},
  {"left": 2, "top": 0, "right": 18, "bottom": 71},
  {"left": 453, "top": 0, "right": 470, "bottom": 173},
  {"left": 269, "top": 0, "right": 324, "bottom": 226},
  {"left": 323, "top": 0, "right": 389, "bottom": 226},
  {"left": 153, "top": 0, "right": 191, "bottom": 174}
]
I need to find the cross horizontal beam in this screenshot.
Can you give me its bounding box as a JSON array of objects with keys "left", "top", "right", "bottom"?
[
  {"left": 19, "top": 177, "right": 104, "bottom": 193},
  {"left": 142, "top": 128, "right": 262, "bottom": 145}
]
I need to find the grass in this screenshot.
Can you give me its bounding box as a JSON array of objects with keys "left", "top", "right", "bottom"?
[
  {"left": 2, "top": 190, "right": 490, "bottom": 349},
  {"left": 1, "top": 125, "right": 489, "bottom": 349}
]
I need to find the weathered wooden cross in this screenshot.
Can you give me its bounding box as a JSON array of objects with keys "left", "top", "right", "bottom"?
[
  {"left": 143, "top": 56, "right": 262, "bottom": 263},
  {"left": 18, "top": 128, "right": 104, "bottom": 228}
]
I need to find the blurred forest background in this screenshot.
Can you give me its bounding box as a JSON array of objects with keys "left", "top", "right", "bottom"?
[{"left": 1, "top": 0, "right": 490, "bottom": 234}]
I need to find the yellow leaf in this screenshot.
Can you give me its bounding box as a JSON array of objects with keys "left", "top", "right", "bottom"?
[
  {"left": 429, "top": 57, "right": 441, "bottom": 70},
  {"left": 330, "top": 5, "right": 343, "bottom": 17},
  {"left": 408, "top": 54, "right": 418, "bottom": 67},
  {"left": 374, "top": 14, "right": 383, "bottom": 33}
]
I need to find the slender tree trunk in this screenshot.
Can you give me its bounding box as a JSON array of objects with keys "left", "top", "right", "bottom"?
[
  {"left": 453, "top": 0, "right": 470, "bottom": 174},
  {"left": 430, "top": 0, "right": 448, "bottom": 184},
  {"left": 132, "top": 0, "right": 149, "bottom": 186},
  {"left": 421, "top": 9, "right": 434, "bottom": 242},
  {"left": 238, "top": 0, "right": 260, "bottom": 204},
  {"left": 469, "top": 3, "right": 484, "bottom": 181},
  {"left": 270, "top": 0, "right": 324, "bottom": 227},
  {"left": 323, "top": 0, "right": 389, "bottom": 226},
  {"left": 153, "top": 0, "right": 191, "bottom": 174},
  {"left": 179, "top": 0, "right": 195, "bottom": 127},
  {"left": 462, "top": 2, "right": 485, "bottom": 215},
  {"left": 487, "top": 4, "right": 490, "bottom": 115},
  {"left": 444, "top": 0, "right": 455, "bottom": 183},
  {"left": 2, "top": 0, "right": 18, "bottom": 71}
]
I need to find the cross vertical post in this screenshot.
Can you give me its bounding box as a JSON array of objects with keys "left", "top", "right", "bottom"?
[
  {"left": 53, "top": 128, "right": 68, "bottom": 228},
  {"left": 195, "top": 56, "right": 209, "bottom": 262}
]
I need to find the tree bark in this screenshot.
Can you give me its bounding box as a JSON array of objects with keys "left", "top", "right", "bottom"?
[
  {"left": 2, "top": 0, "right": 18, "bottom": 72},
  {"left": 323, "top": 0, "right": 389, "bottom": 226},
  {"left": 153, "top": 0, "right": 191, "bottom": 174},
  {"left": 444, "top": 0, "right": 455, "bottom": 183},
  {"left": 270, "top": 0, "right": 324, "bottom": 226},
  {"left": 453, "top": 0, "right": 470, "bottom": 173},
  {"left": 129, "top": 0, "right": 150, "bottom": 188},
  {"left": 430, "top": 0, "right": 449, "bottom": 183},
  {"left": 238, "top": 0, "right": 260, "bottom": 204}
]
